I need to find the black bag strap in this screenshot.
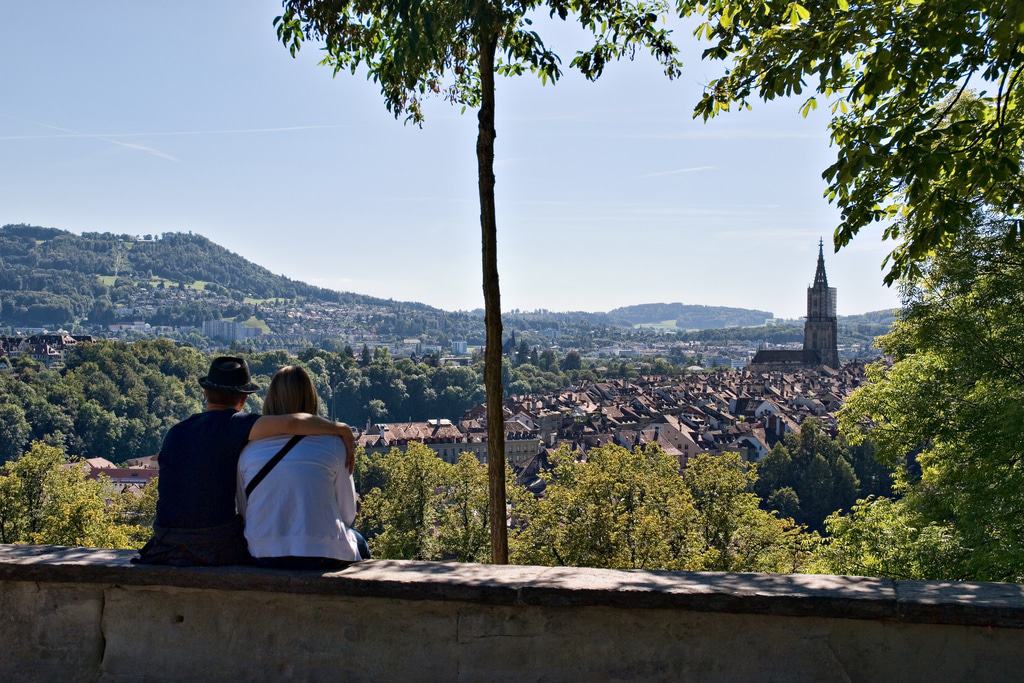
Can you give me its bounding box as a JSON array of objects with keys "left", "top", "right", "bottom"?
[{"left": 245, "top": 435, "right": 304, "bottom": 499}]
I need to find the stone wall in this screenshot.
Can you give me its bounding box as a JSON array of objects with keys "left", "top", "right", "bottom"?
[{"left": 2, "top": 544, "right": 1023, "bottom": 682}]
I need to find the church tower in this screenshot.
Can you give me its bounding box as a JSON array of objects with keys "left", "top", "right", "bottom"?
[{"left": 804, "top": 239, "right": 839, "bottom": 367}]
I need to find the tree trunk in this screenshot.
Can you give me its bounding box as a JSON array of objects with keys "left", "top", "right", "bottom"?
[{"left": 476, "top": 31, "right": 508, "bottom": 564}]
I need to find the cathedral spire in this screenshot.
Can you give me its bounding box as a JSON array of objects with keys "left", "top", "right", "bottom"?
[{"left": 813, "top": 237, "right": 828, "bottom": 288}]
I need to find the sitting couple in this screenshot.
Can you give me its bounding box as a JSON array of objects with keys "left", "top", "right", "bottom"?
[{"left": 136, "top": 356, "right": 368, "bottom": 570}]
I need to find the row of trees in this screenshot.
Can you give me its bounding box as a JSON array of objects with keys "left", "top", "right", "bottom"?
[
  {"left": 356, "top": 442, "right": 816, "bottom": 572},
  {"left": 674, "top": 317, "right": 893, "bottom": 349},
  {"left": 291, "top": 345, "right": 621, "bottom": 426},
  {"left": 0, "top": 436, "right": 844, "bottom": 576},
  {"left": 353, "top": 437, "right": 938, "bottom": 577}
]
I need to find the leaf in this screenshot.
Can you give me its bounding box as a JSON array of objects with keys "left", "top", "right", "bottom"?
[
  {"left": 801, "top": 97, "right": 818, "bottom": 118},
  {"left": 787, "top": 2, "right": 810, "bottom": 24}
]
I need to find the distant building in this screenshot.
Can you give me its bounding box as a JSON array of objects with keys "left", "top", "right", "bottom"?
[
  {"left": 750, "top": 240, "right": 839, "bottom": 370},
  {"left": 202, "top": 319, "right": 263, "bottom": 343},
  {"left": 357, "top": 419, "right": 468, "bottom": 463},
  {"left": 122, "top": 455, "right": 159, "bottom": 469},
  {"left": 393, "top": 338, "right": 422, "bottom": 357},
  {"left": 0, "top": 333, "right": 91, "bottom": 369},
  {"left": 459, "top": 417, "right": 543, "bottom": 468},
  {"left": 108, "top": 322, "right": 151, "bottom": 334},
  {"left": 804, "top": 240, "right": 840, "bottom": 367},
  {"left": 72, "top": 457, "right": 158, "bottom": 493},
  {"left": 356, "top": 417, "right": 542, "bottom": 468},
  {"left": 451, "top": 340, "right": 469, "bottom": 355}
]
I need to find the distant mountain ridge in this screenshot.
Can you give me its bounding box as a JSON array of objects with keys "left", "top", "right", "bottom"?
[
  {"left": 1, "top": 223, "right": 887, "bottom": 335},
  {"left": 835, "top": 309, "right": 898, "bottom": 326},
  {"left": 606, "top": 302, "right": 773, "bottom": 329}
]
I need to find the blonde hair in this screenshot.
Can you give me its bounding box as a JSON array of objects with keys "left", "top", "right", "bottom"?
[{"left": 263, "top": 365, "right": 319, "bottom": 416}]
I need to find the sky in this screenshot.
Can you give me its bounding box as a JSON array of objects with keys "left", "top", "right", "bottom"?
[{"left": 0, "top": 2, "right": 900, "bottom": 318}]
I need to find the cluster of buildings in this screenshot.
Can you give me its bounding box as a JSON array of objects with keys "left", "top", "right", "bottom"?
[
  {"left": 101, "top": 285, "right": 470, "bottom": 355},
  {"left": 359, "top": 244, "right": 861, "bottom": 486},
  {"left": 90, "top": 272, "right": 427, "bottom": 350},
  {"left": 356, "top": 363, "right": 866, "bottom": 493},
  {"left": 56, "top": 362, "right": 863, "bottom": 509},
  {"left": 0, "top": 333, "right": 93, "bottom": 371},
  {"left": 72, "top": 456, "right": 158, "bottom": 494},
  {"left": 104, "top": 279, "right": 212, "bottom": 325},
  {"left": 243, "top": 302, "right": 375, "bottom": 347},
  {"left": 357, "top": 414, "right": 543, "bottom": 467}
]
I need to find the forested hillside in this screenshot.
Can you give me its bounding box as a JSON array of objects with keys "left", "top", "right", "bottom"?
[
  {"left": 0, "top": 224, "right": 434, "bottom": 326},
  {"left": 0, "top": 339, "right": 206, "bottom": 463}
]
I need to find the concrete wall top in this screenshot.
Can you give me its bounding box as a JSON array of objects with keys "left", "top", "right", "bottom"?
[{"left": 1, "top": 543, "right": 1022, "bottom": 629}]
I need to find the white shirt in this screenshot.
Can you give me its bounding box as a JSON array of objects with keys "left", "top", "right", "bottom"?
[{"left": 236, "top": 434, "right": 360, "bottom": 561}]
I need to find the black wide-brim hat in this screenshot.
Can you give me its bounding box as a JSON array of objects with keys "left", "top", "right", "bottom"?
[{"left": 199, "top": 356, "right": 260, "bottom": 394}]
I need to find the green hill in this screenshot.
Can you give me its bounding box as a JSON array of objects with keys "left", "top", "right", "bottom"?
[
  {"left": 0, "top": 224, "right": 428, "bottom": 305},
  {"left": 0, "top": 224, "right": 437, "bottom": 327}
]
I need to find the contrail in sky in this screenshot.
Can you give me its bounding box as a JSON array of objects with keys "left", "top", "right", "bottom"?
[
  {"left": 0, "top": 123, "right": 351, "bottom": 142},
  {"left": 0, "top": 116, "right": 180, "bottom": 162},
  {"left": 637, "top": 165, "right": 716, "bottom": 179}
]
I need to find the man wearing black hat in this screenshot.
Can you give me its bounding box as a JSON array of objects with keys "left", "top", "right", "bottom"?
[{"left": 135, "top": 356, "right": 356, "bottom": 566}]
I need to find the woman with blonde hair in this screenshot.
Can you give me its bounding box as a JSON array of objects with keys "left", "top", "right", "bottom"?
[{"left": 237, "top": 365, "right": 368, "bottom": 569}]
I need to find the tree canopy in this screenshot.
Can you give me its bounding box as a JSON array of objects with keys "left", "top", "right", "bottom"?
[
  {"left": 275, "top": 0, "right": 683, "bottom": 124},
  {"left": 833, "top": 214, "right": 1024, "bottom": 581},
  {"left": 359, "top": 442, "right": 818, "bottom": 572},
  {"left": 687, "top": 0, "right": 1024, "bottom": 283},
  {"left": 356, "top": 443, "right": 522, "bottom": 562},
  {"left": 0, "top": 340, "right": 207, "bottom": 464},
  {"left": 755, "top": 420, "right": 887, "bottom": 533},
  {"left": 0, "top": 442, "right": 153, "bottom": 548}
]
